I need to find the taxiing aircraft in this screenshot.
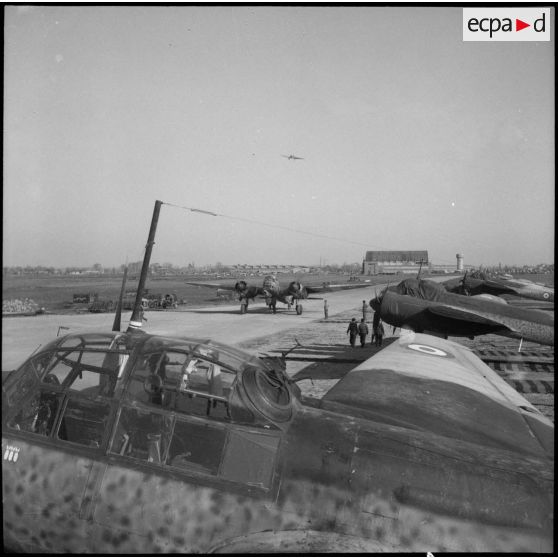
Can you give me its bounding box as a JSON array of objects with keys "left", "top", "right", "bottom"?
[
  {"left": 3, "top": 201, "right": 552, "bottom": 553},
  {"left": 187, "top": 275, "right": 371, "bottom": 315},
  {"left": 442, "top": 271, "right": 554, "bottom": 303},
  {"left": 370, "top": 278, "right": 554, "bottom": 346},
  {"left": 281, "top": 154, "right": 304, "bottom": 160}
]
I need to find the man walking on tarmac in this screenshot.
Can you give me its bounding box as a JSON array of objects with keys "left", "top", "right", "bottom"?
[
  {"left": 347, "top": 318, "right": 358, "bottom": 348},
  {"left": 358, "top": 318, "right": 369, "bottom": 348}
]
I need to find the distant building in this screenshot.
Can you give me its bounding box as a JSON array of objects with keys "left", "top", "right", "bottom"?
[{"left": 362, "top": 250, "right": 428, "bottom": 275}]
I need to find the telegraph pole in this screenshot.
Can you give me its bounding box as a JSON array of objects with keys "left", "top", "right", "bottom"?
[{"left": 128, "top": 200, "right": 163, "bottom": 331}]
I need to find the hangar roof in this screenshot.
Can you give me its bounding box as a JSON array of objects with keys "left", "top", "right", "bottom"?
[{"left": 364, "top": 250, "right": 428, "bottom": 262}]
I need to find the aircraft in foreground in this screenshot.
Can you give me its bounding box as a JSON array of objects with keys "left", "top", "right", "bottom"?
[
  {"left": 370, "top": 278, "right": 554, "bottom": 347},
  {"left": 186, "top": 275, "right": 371, "bottom": 314},
  {"left": 281, "top": 154, "right": 304, "bottom": 160},
  {"left": 2, "top": 328, "right": 553, "bottom": 553},
  {"left": 442, "top": 271, "right": 554, "bottom": 303}
]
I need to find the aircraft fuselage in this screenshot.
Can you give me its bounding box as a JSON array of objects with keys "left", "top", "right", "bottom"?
[
  {"left": 2, "top": 331, "right": 552, "bottom": 553},
  {"left": 3, "top": 402, "right": 552, "bottom": 554},
  {"left": 379, "top": 289, "right": 554, "bottom": 346}
]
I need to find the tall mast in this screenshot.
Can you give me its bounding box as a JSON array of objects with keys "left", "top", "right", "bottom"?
[{"left": 128, "top": 200, "right": 163, "bottom": 331}]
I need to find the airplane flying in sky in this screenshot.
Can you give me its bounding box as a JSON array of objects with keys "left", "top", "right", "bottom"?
[
  {"left": 187, "top": 275, "right": 371, "bottom": 314},
  {"left": 2, "top": 201, "right": 552, "bottom": 553},
  {"left": 442, "top": 271, "right": 554, "bottom": 303},
  {"left": 370, "top": 278, "right": 554, "bottom": 347},
  {"left": 281, "top": 154, "right": 304, "bottom": 160}
]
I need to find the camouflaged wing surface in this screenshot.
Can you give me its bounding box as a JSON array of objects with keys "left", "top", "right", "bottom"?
[
  {"left": 425, "top": 304, "right": 513, "bottom": 328},
  {"left": 321, "top": 332, "right": 553, "bottom": 457}
]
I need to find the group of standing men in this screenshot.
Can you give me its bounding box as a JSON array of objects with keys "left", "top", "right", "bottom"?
[{"left": 347, "top": 312, "right": 384, "bottom": 348}]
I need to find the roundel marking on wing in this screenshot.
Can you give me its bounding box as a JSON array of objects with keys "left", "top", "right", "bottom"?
[
  {"left": 407, "top": 344, "right": 449, "bottom": 357},
  {"left": 543, "top": 292, "right": 550, "bottom": 299}
]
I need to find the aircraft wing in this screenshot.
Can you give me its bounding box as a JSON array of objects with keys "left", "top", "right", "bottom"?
[
  {"left": 482, "top": 278, "right": 522, "bottom": 295},
  {"left": 185, "top": 281, "right": 237, "bottom": 291},
  {"left": 321, "top": 332, "right": 553, "bottom": 458},
  {"left": 426, "top": 304, "right": 514, "bottom": 330},
  {"left": 304, "top": 282, "right": 372, "bottom": 295}
]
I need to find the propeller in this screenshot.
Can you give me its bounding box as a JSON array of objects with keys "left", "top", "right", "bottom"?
[{"left": 369, "top": 285, "right": 388, "bottom": 312}]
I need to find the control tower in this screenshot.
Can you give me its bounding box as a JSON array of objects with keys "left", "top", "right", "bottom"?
[{"left": 456, "top": 253, "right": 464, "bottom": 272}]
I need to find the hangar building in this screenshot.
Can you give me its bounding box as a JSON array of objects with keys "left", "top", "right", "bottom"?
[{"left": 362, "top": 250, "right": 428, "bottom": 275}]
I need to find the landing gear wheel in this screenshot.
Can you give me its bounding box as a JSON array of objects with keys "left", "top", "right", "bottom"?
[{"left": 296, "top": 304, "right": 303, "bottom": 315}]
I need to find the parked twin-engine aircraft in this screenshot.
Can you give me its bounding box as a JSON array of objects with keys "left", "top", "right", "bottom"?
[
  {"left": 2, "top": 328, "right": 553, "bottom": 553},
  {"left": 281, "top": 154, "right": 304, "bottom": 160},
  {"left": 187, "top": 275, "right": 370, "bottom": 314},
  {"left": 2, "top": 201, "right": 553, "bottom": 553},
  {"left": 442, "top": 271, "right": 554, "bottom": 303},
  {"left": 370, "top": 278, "right": 554, "bottom": 347}
]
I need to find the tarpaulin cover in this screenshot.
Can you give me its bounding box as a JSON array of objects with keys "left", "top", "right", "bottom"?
[{"left": 394, "top": 279, "right": 447, "bottom": 301}]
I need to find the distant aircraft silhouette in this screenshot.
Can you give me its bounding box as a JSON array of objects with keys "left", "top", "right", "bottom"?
[{"left": 281, "top": 154, "right": 304, "bottom": 160}]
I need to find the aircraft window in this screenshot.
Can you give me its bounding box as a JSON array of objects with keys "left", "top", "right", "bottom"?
[
  {"left": 32, "top": 352, "right": 56, "bottom": 377},
  {"left": 127, "top": 352, "right": 233, "bottom": 421},
  {"left": 192, "top": 344, "right": 245, "bottom": 373},
  {"left": 42, "top": 357, "right": 74, "bottom": 385},
  {"left": 127, "top": 351, "right": 185, "bottom": 406},
  {"left": 57, "top": 398, "right": 111, "bottom": 448},
  {"left": 67, "top": 369, "right": 115, "bottom": 397},
  {"left": 167, "top": 419, "right": 226, "bottom": 475},
  {"left": 77, "top": 351, "right": 108, "bottom": 368},
  {"left": 174, "top": 358, "right": 233, "bottom": 420},
  {"left": 221, "top": 430, "right": 279, "bottom": 489},
  {"left": 38, "top": 349, "right": 120, "bottom": 397},
  {"left": 58, "top": 333, "right": 118, "bottom": 349},
  {"left": 4, "top": 358, "right": 41, "bottom": 408},
  {"left": 7, "top": 390, "right": 64, "bottom": 437},
  {"left": 110, "top": 406, "right": 173, "bottom": 464}
]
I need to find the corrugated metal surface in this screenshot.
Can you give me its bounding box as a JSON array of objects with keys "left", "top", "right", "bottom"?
[{"left": 364, "top": 251, "right": 428, "bottom": 263}]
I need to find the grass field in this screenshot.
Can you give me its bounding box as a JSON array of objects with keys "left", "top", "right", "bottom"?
[
  {"left": 3, "top": 272, "right": 552, "bottom": 314},
  {"left": 1, "top": 273, "right": 397, "bottom": 313}
]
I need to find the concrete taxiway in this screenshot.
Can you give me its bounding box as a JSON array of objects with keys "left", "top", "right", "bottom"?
[{"left": 2, "top": 284, "right": 379, "bottom": 371}]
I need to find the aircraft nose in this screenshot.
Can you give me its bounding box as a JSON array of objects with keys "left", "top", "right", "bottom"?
[{"left": 370, "top": 298, "right": 380, "bottom": 311}]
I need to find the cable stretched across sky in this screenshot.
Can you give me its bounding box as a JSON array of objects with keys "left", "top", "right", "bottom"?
[
  {"left": 163, "top": 201, "right": 375, "bottom": 249},
  {"left": 162, "top": 201, "right": 460, "bottom": 266}
]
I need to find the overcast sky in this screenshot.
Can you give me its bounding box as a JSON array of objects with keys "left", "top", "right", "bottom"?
[{"left": 4, "top": 5, "right": 554, "bottom": 268}]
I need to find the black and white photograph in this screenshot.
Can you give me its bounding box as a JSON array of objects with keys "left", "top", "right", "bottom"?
[{"left": 2, "top": 4, "right": 554, "bottom": 554}]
